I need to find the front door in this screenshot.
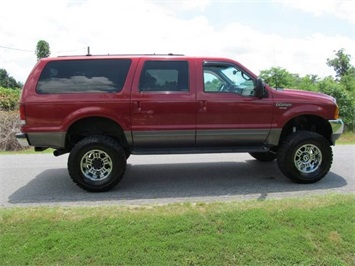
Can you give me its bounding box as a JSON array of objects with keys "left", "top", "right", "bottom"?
[{"left": 196, "top": 61, "right": 273, "bottom": 147}]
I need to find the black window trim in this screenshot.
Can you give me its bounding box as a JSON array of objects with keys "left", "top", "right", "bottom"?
[
  {"left": 139, "top": 60, "right": 190, "bottom": 93},
  {"left": 36, "top": 59, "right": 132, "bottom": 94}
]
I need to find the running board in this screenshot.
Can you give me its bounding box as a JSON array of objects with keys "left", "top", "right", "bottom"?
[{"left": 131, "top": 146, "right": 269, "bottom": 155}]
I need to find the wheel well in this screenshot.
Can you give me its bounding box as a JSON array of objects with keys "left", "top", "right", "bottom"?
[
  {"left": 279, "top": 115, "right": 332, "bottom": 145},
  {"left": 65, "top": 117, "right": 130, "bottom": 154}
]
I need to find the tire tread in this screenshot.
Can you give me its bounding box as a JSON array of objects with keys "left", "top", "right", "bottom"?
[
  {"left": 68, "top": 135, "right": 126, "bottom": 192},
  {"left": 277, "top": 131, "right": 333, "bottom": 183}
]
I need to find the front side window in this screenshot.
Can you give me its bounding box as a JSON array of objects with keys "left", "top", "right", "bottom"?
[
  {"left": 139, "top": 61, "right": 189, "bottom": 92},
  {"left": 36, "top": 59, "right": 131, "bottom": 94},
  {"left": 203, "top": 64, "right": 255, "bottom": 96},
  {"left": 204, "top": 71, "right": 225, "bottom": 92}
]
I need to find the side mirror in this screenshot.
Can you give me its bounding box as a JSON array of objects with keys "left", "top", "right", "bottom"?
[{"left": 255, "top": 78, "right": 265, "bottom": 98}]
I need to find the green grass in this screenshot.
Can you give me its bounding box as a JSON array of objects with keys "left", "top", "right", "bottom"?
[
  {"left": 0, "top": 148, "right": 54, "bottom": 155},
  {"left": 1, "top": 194, "right": 354, "bottom": 265},
  {"left": 338, "top": 131, "right": 355, "bottom": 144}
]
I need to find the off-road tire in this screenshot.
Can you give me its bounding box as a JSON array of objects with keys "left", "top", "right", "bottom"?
[
  {"left": 277, "top": 131, "right": 332, "bottom": 184},
  {"left": 68, "top": 135, "right": 126, "bottom": 192}
]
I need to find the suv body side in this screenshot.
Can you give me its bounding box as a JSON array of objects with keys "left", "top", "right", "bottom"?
[
  {"left": 16, "top": 54, "right": 344, "bottom": 192},
  {"left": 20, "top": 56, "right": 279, "bottom": 153}
]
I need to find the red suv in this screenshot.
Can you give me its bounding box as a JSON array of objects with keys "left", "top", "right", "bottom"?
[{"left": 16, "top": 54, "right": 344, "bottom": 192}]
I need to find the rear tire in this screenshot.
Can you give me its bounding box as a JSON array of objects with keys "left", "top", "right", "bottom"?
[
  {"left": 68, "top": 135, "right": 126, "bottom": 192},
  {"left": 277, "top": 131, "right": 332, "bottom": 184},
  {"left": 249, "top": 152, "right": 276, "bottom": 162}
]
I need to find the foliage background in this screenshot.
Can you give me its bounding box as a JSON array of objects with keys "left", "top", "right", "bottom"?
[
  {"left": 0, "top": 88, "right": 22, "bottom": 151},
  {"left": 259, "top": 67, "right": 355, "bottom": 129},
  {"left": 0, "top": 87, "right": 20, "bottom": 111}
]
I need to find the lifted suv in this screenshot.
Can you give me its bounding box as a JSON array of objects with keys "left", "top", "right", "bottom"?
[{"left": 16, "top": 54, "right": 344, "bottom": 192}]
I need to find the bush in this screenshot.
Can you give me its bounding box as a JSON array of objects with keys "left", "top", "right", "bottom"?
[
  {"left": 0, "top": 111, "right": 23, "bottom": 151},
  {"left": 318, "top": 78, "right": 355, "bottom": 130},
  {"left": 0, "top": 87, "right": 20, "bottom": 111}
]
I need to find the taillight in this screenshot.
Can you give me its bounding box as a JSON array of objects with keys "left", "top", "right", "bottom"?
[{"left": 19, "top": 104, "right": 26, "bottom": 125}]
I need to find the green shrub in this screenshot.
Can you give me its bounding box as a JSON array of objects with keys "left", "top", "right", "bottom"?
[
  {"left": 0, "top": 87, "right": 21, "bottom": 111},
  {"left": 318, "top": 78, "right": 355, "bottom": 130},
  {"left": 0, "top": 111, "right": 23, "bottom": 151}
]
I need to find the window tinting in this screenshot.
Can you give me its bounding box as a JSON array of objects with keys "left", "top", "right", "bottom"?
[
  {"left": 36, "top": 59, "right": 131, "bottom": 94},
  {"left": 139, "top": 61, "right": 189, "bottom": 92}
]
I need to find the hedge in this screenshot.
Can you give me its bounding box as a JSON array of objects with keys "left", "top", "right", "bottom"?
[{"left": 0, "top": 87, "right": 20, "bottom": 111}]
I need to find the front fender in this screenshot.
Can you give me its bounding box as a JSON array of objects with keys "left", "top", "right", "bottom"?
[{"left": 273, "top": 104, "right": 330, "bottom": 129}]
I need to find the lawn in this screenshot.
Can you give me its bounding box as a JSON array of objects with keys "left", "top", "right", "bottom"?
[
  {"left": 1, "top": 194, "right": 354, "bottom": 265},
  {"left": 338, "top": 131, "right": 355, "bottom": 144}
]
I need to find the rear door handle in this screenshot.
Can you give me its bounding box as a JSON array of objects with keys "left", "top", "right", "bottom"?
[
  {"left": 133, "top": 101, "right": 141, "bottom": 111},
  {"left": 133, "top": 101, "right": 153, "bottom": 116},
  {"left": 199, "top": 100, "right": 207, "bottom": 111}
]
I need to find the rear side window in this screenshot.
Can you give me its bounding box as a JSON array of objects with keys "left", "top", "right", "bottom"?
[
  {"left": 139, "top": 61, "right": 189, "bottom": 92},
  {"left": 36, "top": 59, "right": 131, "bottom": 94}
]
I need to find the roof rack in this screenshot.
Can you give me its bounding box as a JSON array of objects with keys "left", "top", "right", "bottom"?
[
  {"left": 57, "top": 47, "right": 185, "bottom": 57},
  {"left": 56, "top": 47, "right": 185, "bottom": 57},
  {"left": 58, "top": 53, "right": 185, "bottom": 58}
]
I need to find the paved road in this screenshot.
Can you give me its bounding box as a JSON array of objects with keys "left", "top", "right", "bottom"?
[{"left": 1, "top": 145, "right": 354, "bottom": 207}]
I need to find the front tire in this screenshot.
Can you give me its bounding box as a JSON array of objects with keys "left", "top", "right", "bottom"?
[
  {"left": 277, "top": 131, "right": 332, "bottom": 183},
  {"left": 68, "top": 136, "right": 126, "bottom": 192}
]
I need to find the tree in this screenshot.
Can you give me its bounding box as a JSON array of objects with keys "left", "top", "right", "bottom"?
[
  {"left": 326, "top": 48, "right": 353, "bottom": 79},
  {"left": 318, "top": 77, "right": 355, "bottom": 130},
  {"left": 35, "top": 40, "right": 51, "bottom": 60},
  {"left": 340, "top": 68, "right": 355, "bottom": 96},
  {"left": 0, "top": 69, "right": 21, "bottom": 89},
  {"left": 204, "top": 78, "right": 223, "bottom": 92},
  {"left": 259, "top": 67, "right": 296, "bottom": 88},
  {"left": 259, "top": 51, "right": 355, "bottom": 130},
  {"left": 294, "top": 75, "right": 319, "bottom": 92}
]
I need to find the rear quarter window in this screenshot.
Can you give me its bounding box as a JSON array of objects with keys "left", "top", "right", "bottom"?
[{"left": 36, "top": 59, "right": 131, "bottom": 94}]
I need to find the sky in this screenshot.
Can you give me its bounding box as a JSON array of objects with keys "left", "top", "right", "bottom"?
[{"left": 0, "top": 0, "right": 354, "bottom": 83}]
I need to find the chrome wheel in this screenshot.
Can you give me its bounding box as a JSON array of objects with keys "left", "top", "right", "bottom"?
[
  {"left": 80, "top": 149, "right": 113, "bottom": 181},
  {"left": 277, "top": 131, "right": 332, "bottom": 184},
  {"left": 294, "top": 144, "right": 322, "bottom": 174},
  {"left": 69, "top": 136, "right": 127, "bottom": 192}
]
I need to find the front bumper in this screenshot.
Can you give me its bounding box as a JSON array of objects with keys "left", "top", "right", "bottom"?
[
  {"left": 15, "top": 133, "right": 30, "bottom": 147},
  {"left": 329, "top": 119, "right": 344, "bottom": 144}
]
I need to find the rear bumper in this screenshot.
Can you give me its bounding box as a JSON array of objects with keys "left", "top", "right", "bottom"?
[
  {"left": 15, "top": 133, "right": 30, "bottom": 147},
  {"left": 329, "top": 119, "right": 344, "bottom": 144},
  {"left": 16, "top": 131, "right": 66, "bottom": 148}
]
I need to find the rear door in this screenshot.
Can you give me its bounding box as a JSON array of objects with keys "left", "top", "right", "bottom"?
[
  {"left": 130, "top": 58, "right": 196, "bottom": 149},
  {"left": 196, "top": 60, "right": 274, "bottom": 147}
]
